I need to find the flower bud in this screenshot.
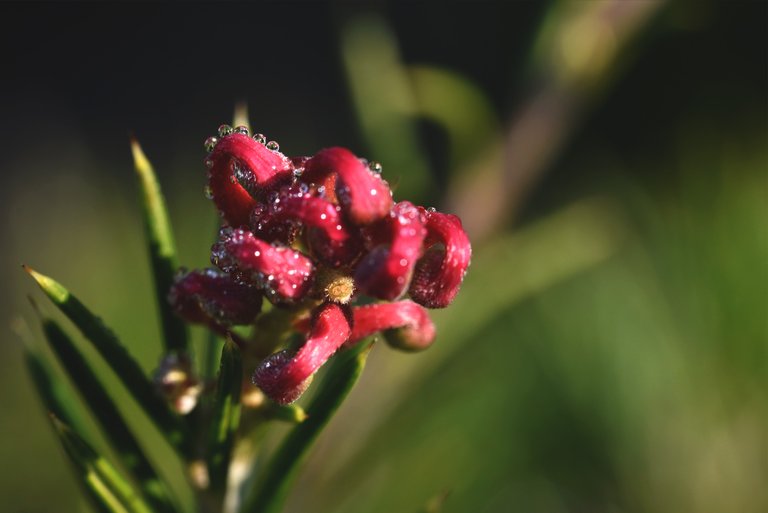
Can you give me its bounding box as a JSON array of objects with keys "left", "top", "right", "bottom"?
[{"left": 347, "top": 300, "right": 436, "bottom": 351}]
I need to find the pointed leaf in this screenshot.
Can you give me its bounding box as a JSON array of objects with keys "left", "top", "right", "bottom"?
[
  {"left": 207, "top": 338, "right": 243, "bottom": 492},
  {"left": 131, "top": 138, "right": 189, "bottom": 355},
  {"left": 25, "top": 266, "right": 189, "bottom": 453},
  {"left": 49, "top": 416, "right": 152, "bottom": 513},
  {"left": 41, "top": 317, "right": 178, "bottom": 513},
  {"left": 242, "top": 339, "right": 373, "bottom": 513}
]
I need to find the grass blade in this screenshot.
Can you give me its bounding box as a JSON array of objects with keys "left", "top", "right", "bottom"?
[
  {"left": 130, "top": 137, "right": 189, "bottom": 355},
  {"left": 207, "top": 338, "right": 243, "bottom": 492},
  {"left": 41, "top": 316, "right": 178, "bottom": 513},
  {"left": 242, "top": 339, "right": 374, "bottom": 513},
  {"left": 49, "top": 415, "right": 152, "bottom": 513},
  {"left": 24, "top": 266, "right": 189, "bottom": 453}
]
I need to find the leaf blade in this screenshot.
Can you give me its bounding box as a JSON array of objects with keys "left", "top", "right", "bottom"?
[
  {"left": 49, "top": 415, "right": 153, "bottom": 513},
  {"left": 25, "top": 266, "right": 190, "bottom": 453},
  {"left": 207, "top": 338, "right": 243, "bottom": 492},
  {"left": 41, "top": 317, "right": 179, "bottom": 513},
  {"left": 131, "top": 137, "right": 189, "bottom": 355}
]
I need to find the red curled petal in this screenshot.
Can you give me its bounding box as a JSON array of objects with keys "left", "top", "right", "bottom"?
[
  {"left": 347, "top": 300, "right": 436, "bottom": 352},
  {"left": 408, "top": 209, "right": 472, "bottom": 308},
  {"left": 251, "top": 184, "right": 349, "bottom": 243},
  {"left": 207, "top": 133, "right": 293, "bottom": 227},
  {"left": 354, "top": 201, "right": 426, "bottom": 300},
  {"left": 168, "top": 268, "right": 262, "bottom": 326},
  {"left": 252, "top": 302, "right": 352, "bottom": 404},
  {"left": 211, "top": 227, "right": 315, "bottom": 304},
  {"left": 303, "top": 147, "right": 393, "bottom": 225}
]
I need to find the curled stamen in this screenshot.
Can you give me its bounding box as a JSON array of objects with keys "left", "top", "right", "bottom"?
[
  {"left": 347, "top": 300, "right": 435, "bottom": 352},
  {"left": 408, "top": 209, "right": 471, "bottom": 308},
  {"left": 354, "top": 201, "right": 426, "bottom": 300},
  {"left": 252, "top": 302, "right": 352, "bottom": 404},
  {"left": 302, "top": 147, "right": 393, "bottom": 225},
  {"left": 211, "top": 227, "right": 315, "bottom": 304},
  {"left": 207, "top": 133, "right": 293, "bottom": 226}
]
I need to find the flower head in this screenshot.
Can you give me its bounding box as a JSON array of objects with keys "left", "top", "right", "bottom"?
[{"left": 170, "top": 125, "right": 472, "bottom": 404}]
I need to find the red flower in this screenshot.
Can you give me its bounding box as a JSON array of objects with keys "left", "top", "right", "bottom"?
[{"left": 170, "top": 126, "right": 472, "bottom": 403}]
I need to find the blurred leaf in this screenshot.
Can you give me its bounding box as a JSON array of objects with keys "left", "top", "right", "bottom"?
[
  {"left": 340, "top": 15, "right": 432, "bottom": 202},
  {"left": 130, "top": 138, "right": 189, "bottom": 355},
  {"left": 242, "top": 339, "right": 374, "bottom": 513},
  {"left": 41, "top": 317, "right": 178, "bottom": 513},
  {"left": 24, "top": 344, "right": 92, "bottom": 444},
  {"left": 25, "top": 267, "right": 190, "bottom": 453},
  {"left": 49, "top": 415, "right": 152, "bottom": 513},
  {"left": 207, "top": 338, "right": 243, "bottom": 492}
]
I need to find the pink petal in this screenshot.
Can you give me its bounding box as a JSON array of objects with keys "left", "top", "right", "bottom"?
[
  {"left": 211, "top": 227, "right": 315, "bottom": 304},
  {"left": 408, "top": 209, "right": 472, "bottom": 308},
  {"left": 252, "top": 302, "right": 352, "bottom": 404},
  {"left": 347, "top": 300, "right": 436, "bottom": 351},
  {"left": 168, "top": 268, "right": 262, "bottom": 326},
  {"left": 207, "top": 133, "right": 293, "bottom": 227},
  {"left": 354, "top": 201, "right": 426, "bottom": 300},
  {"left": 302, "top": 147, "right": 393, "bottom": 225}
]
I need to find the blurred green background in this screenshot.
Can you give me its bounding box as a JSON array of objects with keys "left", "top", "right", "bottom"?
[{"left": 1, "top": 1, "right": 765, "bottom": 512}]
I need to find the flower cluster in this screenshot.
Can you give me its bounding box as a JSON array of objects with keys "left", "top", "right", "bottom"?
[{"left": 169, "top": 125, "right": 471, "bottom": 404}]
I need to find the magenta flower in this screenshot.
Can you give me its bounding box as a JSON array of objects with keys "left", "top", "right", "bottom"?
[{"left": 171, "top": 125, "right": 472, "bottom": 404}]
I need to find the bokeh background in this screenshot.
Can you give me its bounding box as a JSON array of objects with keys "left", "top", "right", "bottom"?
[{"left": 1, "top": 1, "right": 766, "bottom": 512}]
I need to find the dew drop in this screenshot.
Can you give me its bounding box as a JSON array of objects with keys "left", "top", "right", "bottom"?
[
  {"left": 426, "top": 207, "right": 437, "bottom": 213},
  {"left": 204, "top": 136, "right": 218, "bottom": 153},
  {"left": 266, "top": 140, "right": 280, "bottom": 151},
  {"left": 253, "top": 133, "right": 267, "bottom": 144},
  {"left": 368, "top": 161, "right": 383, "bottom": 174},
  {"left": 218, "top": 124, "right": 233, "bottom": 137},
  {"left": 234, "top": 125, "right": 249, "bottom": 135},
  {"left": 399, "top": 258, "right": 408, "bottom": 267},
  {"left": 370, "top": 188, "right": 377, "bottom": 196},
  {"left": 205, "top": 158, "right": 214, "bottom": 169},
  {"left": 203, "top": 185, "right": 214, "bottom": 199}
]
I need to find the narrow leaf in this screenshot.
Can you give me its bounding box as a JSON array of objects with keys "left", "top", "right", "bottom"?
[
  {"left": 24, "top": 266, "right": 189, "bottom": 453},
  {"left": 24, "top": 345, "right": 92, "bottom": 441},
  {"left": 207, "top": 338, "right": 243, "bottom": 492},
  {"left": 131, "top": 137, "right": 189, "bottom": 355},
  {"left": 49, "top": 415, "right": 152, "bottom": 513},
  {"left": 242, "top": 339, "right": 373, "bottom": 513},
  {"left": 41, "top": 317, "right": 178, "bottom": 513}
]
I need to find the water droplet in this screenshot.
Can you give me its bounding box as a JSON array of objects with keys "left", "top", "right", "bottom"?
[
  {"left": 205, "top": 159, "right": 214, "bottom": 169},
  {"left": 218, "top": 124, "right": 233, "bottom": 137},
  {"left": 427, "top": 207, "right": 437, "bottom": 213},
  {"left": 234, "top": 125, "right": 249, "bottom": 135},
  {"left": 399, "top": 258, "right": 408, "bottom": 267},
  {"left": 204, "top": 136, "right": 218, "bottom": 152},
  {"left": 320, "top": 213, "right": 327, "bottom": 220},
  {"left": 293, "top": 168, "right": 303, "bottom": 178},
  {"left": 369, "top": 161, "right": 383, "bottom": 174},
  {"left": 203, "top": 185, "right": 214, "bottom": 199},
  {"left": 266, "top": 140, "right": 280, "bottom": 151},
  {"left": 370, "top": 188, "right": 377, "bottom": 196},
  {"left": 253, "top": 133, "right": 266, "bottom": 144}
]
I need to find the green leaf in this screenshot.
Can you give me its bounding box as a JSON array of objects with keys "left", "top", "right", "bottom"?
[
  {"left": 241, "top": 339, "right": 374, "bottom": 513},
  {"left": 41, "top": 316, "right": 178, "bottom": 513},
  {"left": 130, "top": 137, "right": 189, "bottom": 355},
  {"left": 24, "top": 266, "right": 189, "bottom": 454},
  {"left": 207, "top": 338, "right": 243, "bottom": 492},
  {"left": 24, "top": 345, "right": 90, "bottom": 436},
  {"left": 49, "top": 415, "right": 152, "bottom": 513},
  {"left": 261, "top": 402, "right": 308, "bottom": 424}
]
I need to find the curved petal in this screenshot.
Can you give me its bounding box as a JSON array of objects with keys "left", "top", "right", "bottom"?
[
  {"left": 302, "top": 147, "right": 393, "bottom": 225},
  {"left": 408, "top": 209, "right": 472, "bottom": 308},
  {"left": 211, "top": 228, "right": 315, "bottom": 304},
  {"left": 354, "top": 201, "right": 426, "bottom": 300},
  {"left": 206, "top": 133, "right": 293, "bottom": 227},
  {"left": 347, "top": 300, "right": 435, "bottom": 352},
  {"left": 252, "top": 303, "right": 352, "bottom": 404}
]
